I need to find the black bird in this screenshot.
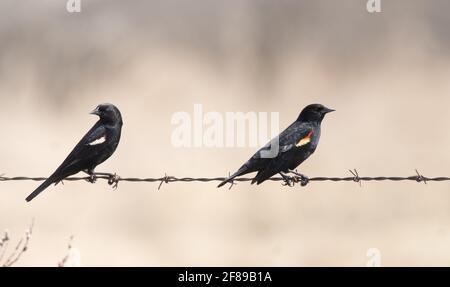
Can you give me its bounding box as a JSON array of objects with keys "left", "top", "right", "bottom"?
[
  {"left": 218, "top": 104, "right": 334, "bottom": 187},
  {"left": 26, "top": 103, "right": 123, "bottom": 202}
]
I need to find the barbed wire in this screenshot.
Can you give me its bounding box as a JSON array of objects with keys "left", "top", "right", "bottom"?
[{"left": 1, "top": 169, "right": 450, "bottom": 190}]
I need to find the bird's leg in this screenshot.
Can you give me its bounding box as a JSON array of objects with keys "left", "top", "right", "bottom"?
[
  {"left": 83, "top": 169, "right": 97, "bottom": 183},
  {"left": 279, "top": 172, "right": 295, "bottom": 187},
  {"left": 288, "top": 169, "right": 309, "bottom": 186},
  {"left": 288, "top": 169, "right": 308, "bottom": 180},
  {"left": 83, "top": 170, "right": 119, "bottom": 188},
  {"left": 92, "top": 172, "right": 120, "bottom": 189}
]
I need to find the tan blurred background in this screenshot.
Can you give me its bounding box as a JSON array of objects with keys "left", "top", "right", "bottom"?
[{"left": 1, "top": 0, "right": 450, "bottom": 266}]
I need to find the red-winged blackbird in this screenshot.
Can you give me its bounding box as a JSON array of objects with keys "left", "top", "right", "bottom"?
[
  {"left": 25, "top": 104, "right": 123, "bottom": 202},
  {"left": 218, "top": 104, "right": 334, "bottom": 187}
]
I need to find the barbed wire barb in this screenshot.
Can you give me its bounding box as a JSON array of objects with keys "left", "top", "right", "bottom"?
[
  {"left": 349, "top": 169, "right": 362, "bottom": 187},
  {"left": 415, "top": 169, "right": 427, "bottom": 184},
  {"left": 226, "top": 172, "right": 237, "bottom": 190},
  {"left": 158, "top": 173, "right": 169, "bottom": 190}
]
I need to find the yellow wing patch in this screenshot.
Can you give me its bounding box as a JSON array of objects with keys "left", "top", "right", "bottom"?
[{"left": 296, "top": 131, "right": 313, "bottom": 147}]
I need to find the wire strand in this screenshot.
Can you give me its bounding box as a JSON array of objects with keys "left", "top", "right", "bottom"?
[{"left": 0, "top": 169, "right": 447, "bottom": 189}]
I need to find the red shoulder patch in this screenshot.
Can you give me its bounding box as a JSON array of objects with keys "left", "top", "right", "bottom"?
[{"left": 296, "top": 131, "right": 313, "bottom": 147}]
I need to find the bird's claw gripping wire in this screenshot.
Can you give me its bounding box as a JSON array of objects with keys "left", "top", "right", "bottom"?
[
  {"left": 107, "top": 173, "right": 120, "bottom": 189},
  {"left": 87, "top": 174, "right": 97, "bottom": 184},
  {"left": 280, "top": 172, "right": 296, "bottom": 187},
  {"left": 85, "top": 172, "right": 119, "bottom": 189},
  {"left": 349, "top": 169, "right": 362, "bottom": 186},
  {"left": 288, "top": 170, "right": 309, "bottom": 187}
]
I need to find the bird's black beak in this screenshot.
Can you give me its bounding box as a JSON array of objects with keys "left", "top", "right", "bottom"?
[
  {"left": 90, "top": 107, "right": 100, "bottom": 116},
  {"left": 323, "top": 107, "right": 335, "bottom": 114}
]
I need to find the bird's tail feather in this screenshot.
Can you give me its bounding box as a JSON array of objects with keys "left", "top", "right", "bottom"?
[
  {"left": 217, "top": 166, "right": 249, "bottom": 188},
  {"left": 252, "top": 168, "right": 273, "bottom": 185},
  {"left": 25, "top": 176, "right": 57, "bottom": 202},
  {"left": 217, "top": 174, "right": 238, "bottom": 188}
]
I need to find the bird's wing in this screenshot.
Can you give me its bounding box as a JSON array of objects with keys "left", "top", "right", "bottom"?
[
  {"left": 239, "top": 122, "right": 313, "bottom": 172},
  {"left": 52, "top": 123, "right": 107, "bottom": 177},
  {"left": 254, "top": 121, "right": 314, "bottom": 159}
]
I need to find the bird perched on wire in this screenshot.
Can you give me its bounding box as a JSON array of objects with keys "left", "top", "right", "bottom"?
[
  {"left": 25, "top": 103, "right": 123, "bottom": 202},
  {"left": 218, "top": 104, "right": 334, "bottom": 187}
]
